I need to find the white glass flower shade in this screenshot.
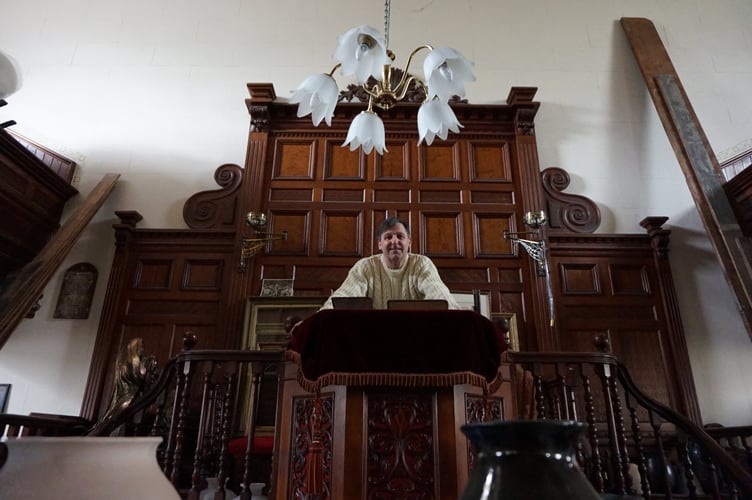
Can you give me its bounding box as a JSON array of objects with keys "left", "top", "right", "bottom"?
[
  {"left": 342, "top": 111, "right": 387, "bottom": 155},
  {"left": 333, "top": 25, "right": 391, "bottom": 84},
  {"left": 417, "top": 99, "right": 462, "bottom": 145},
  {"left": 423, "top": 46, "right": 475, "bottom": 103},
  {"left": 0, "top": 49, "right": 23, "bottom": 100},
  {"left": 289, "top": 73, "right": 339, "bottom": 126}
]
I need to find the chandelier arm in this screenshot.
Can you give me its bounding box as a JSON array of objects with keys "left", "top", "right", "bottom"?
[
  {"left": 327, "top": 63, "right": 342, "bottom": 77},
  {"left": 393, "top": 75, "right": 425, "bottom": 102},
  {"left": 357, "top": 77, "right": 383, "bottom": 100},
  {"left": 392, "top": 44, "right": 433, "bottom": 95}
]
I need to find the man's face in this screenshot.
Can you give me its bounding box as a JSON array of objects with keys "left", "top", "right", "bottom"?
[{"left": 377, "top": 223, "right": 411, "bottom": 269}]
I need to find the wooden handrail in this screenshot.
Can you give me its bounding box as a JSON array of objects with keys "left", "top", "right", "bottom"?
[{"left": 616, "top": 360, "right": 752, "bottom": 493}]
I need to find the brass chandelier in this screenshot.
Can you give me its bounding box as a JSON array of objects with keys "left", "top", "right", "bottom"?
[{"left": 289, "top": 0, "right": 475, "bottom": 155}]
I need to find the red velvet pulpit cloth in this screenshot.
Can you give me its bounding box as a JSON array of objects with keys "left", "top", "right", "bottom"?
[{"left": 285, "top": 309, "right": 506, "bottom": 394}]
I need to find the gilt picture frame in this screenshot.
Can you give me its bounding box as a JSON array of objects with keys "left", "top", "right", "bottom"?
[
  {"left": 242, "top": 295, "right": 327, "bottom": 351},
  {"left": 491, "top": 312, "right": 519, "bottom": 351}
]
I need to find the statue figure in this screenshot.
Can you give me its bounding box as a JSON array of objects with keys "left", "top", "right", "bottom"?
[{"left": 99, "top": 337, "right": 158, "bottom": 431}]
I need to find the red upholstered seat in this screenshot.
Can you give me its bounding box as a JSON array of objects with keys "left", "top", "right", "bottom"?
[{"left": 228, "top": 436, "right": 274, "bottom": 456}]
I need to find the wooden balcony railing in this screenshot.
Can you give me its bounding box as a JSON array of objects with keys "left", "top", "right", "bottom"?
[
  {"left": 3, "top": 345, "right": 751, "bottom": 499},
  {"left": 507, "top": 350, "right": 752, "bottom": 499}
]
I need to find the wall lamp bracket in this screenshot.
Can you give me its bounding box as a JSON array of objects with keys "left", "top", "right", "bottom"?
[
  {"left": 239, "top": 212, "right": 287, "bottom": 272},
  {"left": 503, "top": 211, "right": 548, "bottom": 277}
]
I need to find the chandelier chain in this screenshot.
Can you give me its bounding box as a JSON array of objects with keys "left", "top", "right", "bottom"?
[{"left": 384, "top": 0, "right": 391, "bottom": 48}]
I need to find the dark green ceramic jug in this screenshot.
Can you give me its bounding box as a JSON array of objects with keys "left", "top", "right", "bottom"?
[{"left": 460, "top": 419, "right": 602, "bottom": 500}]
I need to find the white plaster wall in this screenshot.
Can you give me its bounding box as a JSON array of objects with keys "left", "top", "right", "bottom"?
[{"left": 0, "top": 0, "right": 750, "bottom": 424}]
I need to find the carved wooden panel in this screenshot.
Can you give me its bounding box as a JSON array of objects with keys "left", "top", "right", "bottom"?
[
  {"left": 464, "top": 395, "right": 504, "bottom": 472},
  {"left": 290, "top": 393, "right": 335, "bottom": 499},
  {"left": 366, "top": 392, "right": 436, "bottom": 498}
]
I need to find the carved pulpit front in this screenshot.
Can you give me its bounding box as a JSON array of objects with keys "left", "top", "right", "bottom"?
[{"left": 273, "top": 309, "right": 513, "bottom": 499}]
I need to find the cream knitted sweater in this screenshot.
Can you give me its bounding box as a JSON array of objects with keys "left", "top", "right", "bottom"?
[{"left": 320, "top": 253, "right": 460, "bottom": 310}]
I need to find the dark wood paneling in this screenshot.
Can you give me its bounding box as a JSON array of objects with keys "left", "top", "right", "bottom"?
[
  {"left": 82, "top": 216, "right": 235, "bottom": 420},
  {"left": 549, "top": 225, "right": 700, "bottom": 422},
  {"left": 85, "top": 84, "right": 699, "bottom": 427},
  {"left": 0, "top": 129, "right": 78, "bottom": 282}
]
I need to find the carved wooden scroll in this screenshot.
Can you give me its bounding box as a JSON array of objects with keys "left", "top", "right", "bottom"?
[
  {"left": 182, "top": 163, "right": 243, "bottom": 230},
  {"left": 541, "top": 167, "right": 601, "bottom": 234}
]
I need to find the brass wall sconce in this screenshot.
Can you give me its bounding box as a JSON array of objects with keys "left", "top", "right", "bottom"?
[
  {"left": 503, "top": 210, "right": 548, "bottom": 277},
  {"left": 239, "top": 212, "right": 287, "bottom": 272}
]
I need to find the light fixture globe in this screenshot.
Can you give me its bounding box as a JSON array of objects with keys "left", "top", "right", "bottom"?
[
  {"left": 417, "top": 99, "right": 462, "bottom": 146},
  {"left": 289, "top": 73, "right": 339, "bottom": 126},
  {"left": 423, "top": 46, "right": 475, "bottom": 103},
  {"left": 0, "top": 49, "right": 23, "bottom": 100},
  {"left": 343, "top": 110, "right": 387, "bottom": 155},
  {"left": 333, "top": 25, "right": 391, "bottom": 84}
]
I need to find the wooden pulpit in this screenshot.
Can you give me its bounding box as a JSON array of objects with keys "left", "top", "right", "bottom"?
[{"left": 272, "top": 309, "right": 515, "bottom": 499}]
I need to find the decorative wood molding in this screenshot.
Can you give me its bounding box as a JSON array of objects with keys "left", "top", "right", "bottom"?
[
  {"left": 183, "top": 163, "right": 244, "bottom": 229},
  {"left": 0, "top": 128, "right": 78, "bottom": 284},
  {"left": 245, "top": 83, "right": 276, "bottom": 133},
  {"left": 541, "top": 167, "right": 601, "bottom": 234},
  {"left": 6, "top": 129, "right": 78, "bottom": 184},
  {"left": 507, "top": 87, "right": 539, "bottom": 136}
]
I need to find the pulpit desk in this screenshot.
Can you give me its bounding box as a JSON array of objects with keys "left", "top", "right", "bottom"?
[{"left": 272, "top": 309, "right": 514, "bottom": 499}]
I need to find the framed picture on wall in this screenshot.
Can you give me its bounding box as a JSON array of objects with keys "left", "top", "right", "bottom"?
[
  {"left": 491, "top": 312, "right": 519, "bottom": 351},
  {"left": 259, "top": 278, "right": 294, "bottom": 297}
]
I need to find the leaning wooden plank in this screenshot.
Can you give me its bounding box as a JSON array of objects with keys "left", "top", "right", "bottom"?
[
  {"left": 0, "top": 173, "right": 120, "bottom": 350},
  {"left": 621, "top": 17, "right": 752, "bottom": 340}
]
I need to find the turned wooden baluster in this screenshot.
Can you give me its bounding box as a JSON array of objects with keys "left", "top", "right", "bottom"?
[
  {"left": 579, "top": 363, "right": 605, "bottom": 492},
  {"left": 167, "top": 356, "right": 194, "bottom": 485},
  {"left": 596, "top": 361, "right": 627, "bottom": 494},
  {"left": 647, "top": 410, "right": 671, "bottom": 497},
  {"left": 608, "top": 364, "right": 631, "bottom": 494},
  {"left": 188, "top": 370, "right": 214, "bottom": 499},
  {"left": 238, "top": 360, "right": 265, "bottom": 499},
  {"left": 623, "top": 388, "right": 651, "bottom": 495},
  {"left": 552, "top": 362, "right": 568, "bottom": 420},
  {"left": 676, "top": 438, "right": 700, "bottom": 498},
  {"left": 533, "top": 370, "right": 546, "bottom": 419},
  {"left": 215, "top": 372, "right": 237, "bottom": 499}
]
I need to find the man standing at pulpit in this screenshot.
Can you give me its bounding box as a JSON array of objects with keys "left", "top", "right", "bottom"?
[{"left": 319, "top": 216, "right": 461, "bottom": 310}]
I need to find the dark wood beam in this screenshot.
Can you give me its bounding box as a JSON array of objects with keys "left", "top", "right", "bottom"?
[
  {"left": 621, "top": 17, "right": 752, "bottom": 340},
  {"left": 0, "top": 173, "right": 120, "bottom": 349}
]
